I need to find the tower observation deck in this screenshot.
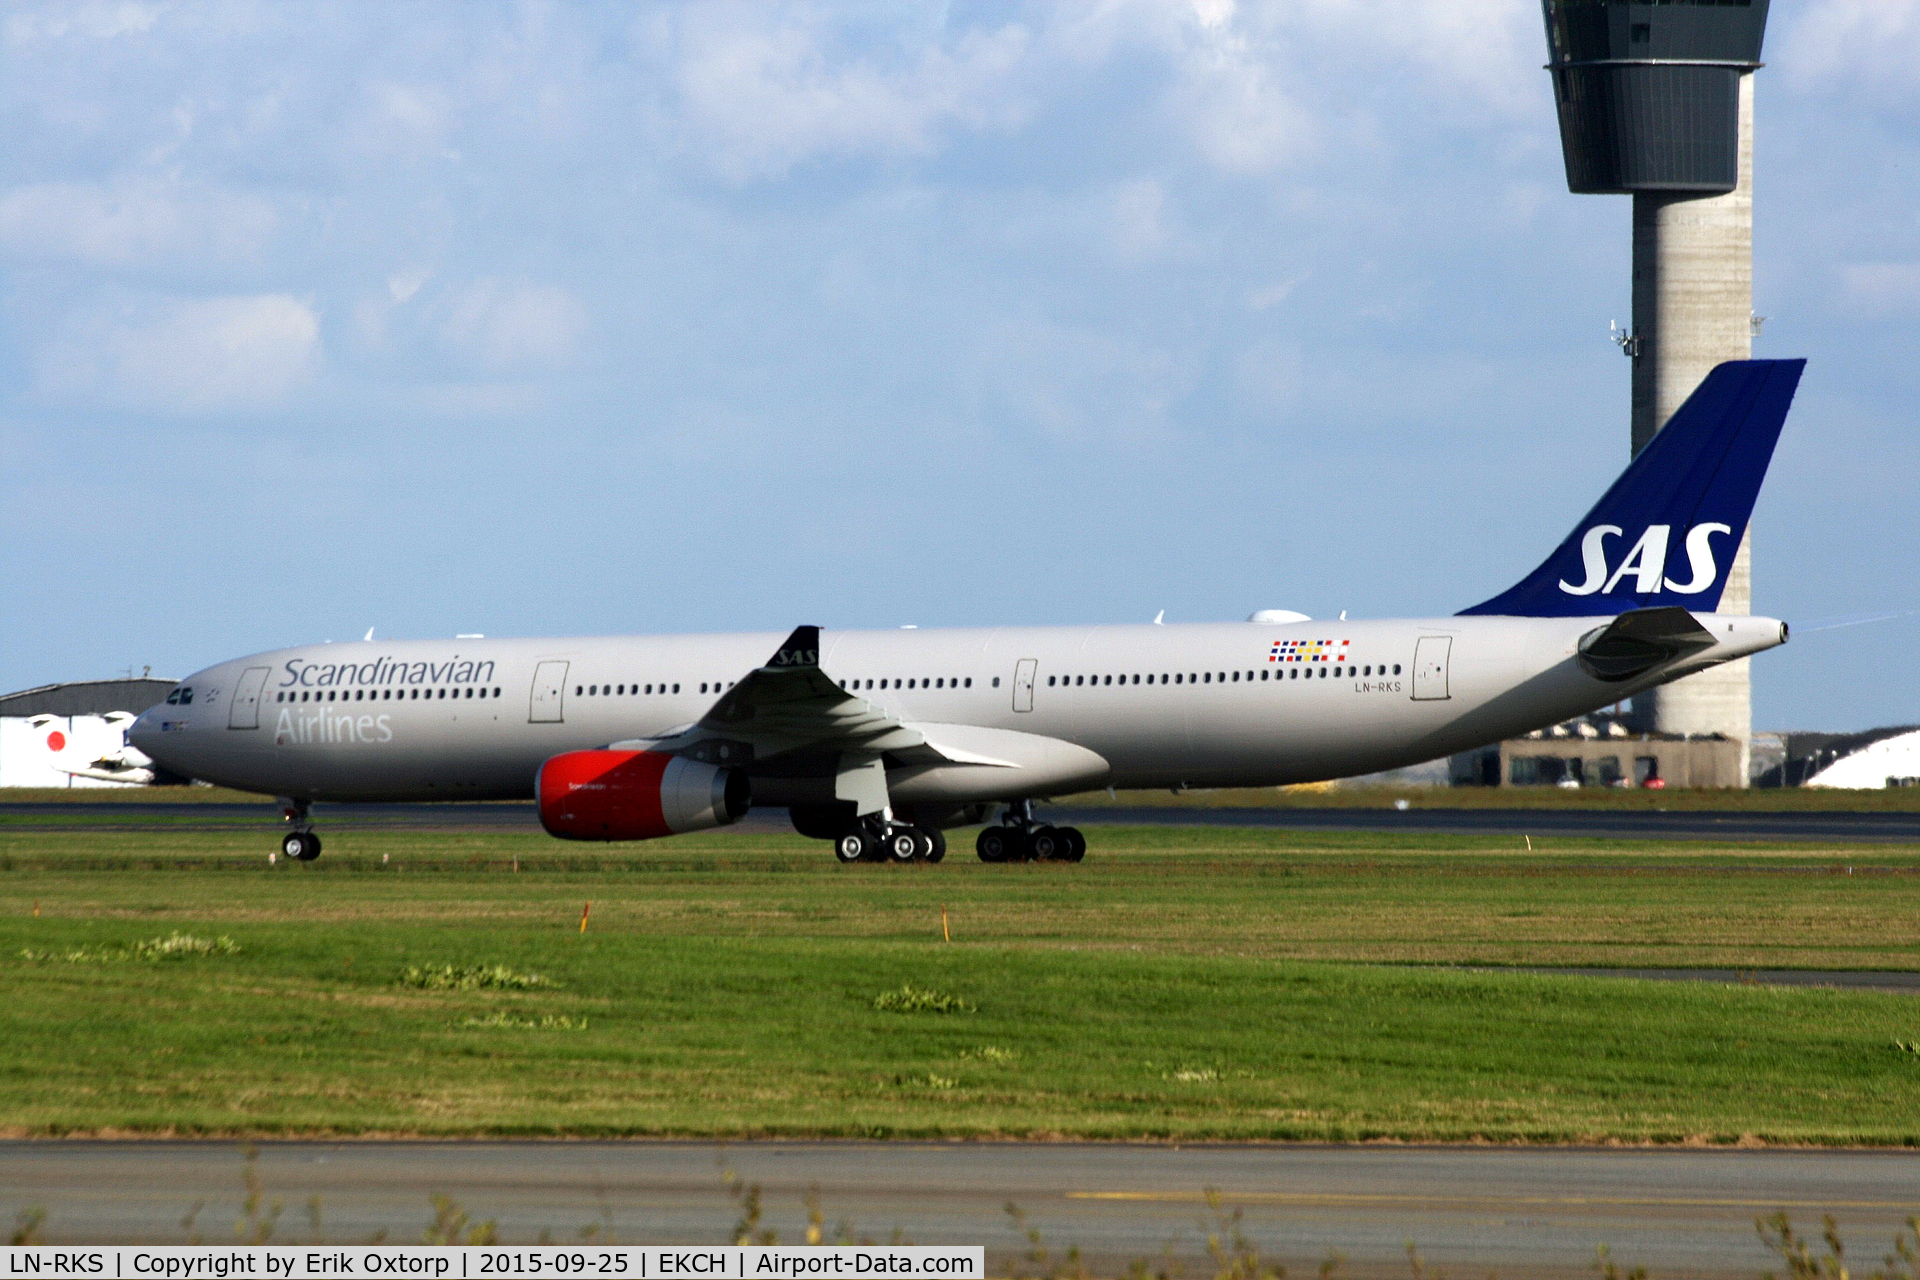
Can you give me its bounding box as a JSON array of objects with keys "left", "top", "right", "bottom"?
[{"left": 1542, "top": 0, "right": 1772, "bottom": 781}]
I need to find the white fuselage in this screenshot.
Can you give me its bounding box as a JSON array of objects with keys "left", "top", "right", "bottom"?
[{"left": 130, "top": 613, "right": 1785, "bottom": 806}]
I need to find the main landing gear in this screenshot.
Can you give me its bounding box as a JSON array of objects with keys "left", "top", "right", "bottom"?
[
  {"left": 276, "top": 798, "right": 321, "bottom": 863},
  {"left": 976, "top": 800, "right": 1086, "bottom": 863},
  {"left": 832, "top": 816, "right": 948, "bottom": 864}
]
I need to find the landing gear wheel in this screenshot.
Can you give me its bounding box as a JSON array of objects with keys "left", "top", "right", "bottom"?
[
  {"left": 1030, "top": 825, "right": 1061, "bottom": 861},
  {"left": 887, "top": 829, "right": 921, "bottom": 863},
  {"left": 834, "top": 831, "right": 869, "bottom": 863},
  {"left": 976, "top": 827, "right": 1011, "bottom": 863},
  {"left": 282, "top": 831, "right": 321, "bottom": 862},
  {"left": 923, "top": 829, "right": 947, "bottom": 863},
  {"left": 1058, "top": 826, "right": 1086, "bottom": 862}
]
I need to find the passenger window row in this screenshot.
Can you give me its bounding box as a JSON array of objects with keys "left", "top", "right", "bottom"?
[
  {"left": 1047, "top": 663, "right": 1400, "bottom": 687},
  {"left": 276, "top": 687, "right": 502, "bottom": 703},
  {"left": 578, "top": 682, "right": 685, "bottom": 696},
  {"left": 837, "top": 677, "right": 974, "bottom": 692}
]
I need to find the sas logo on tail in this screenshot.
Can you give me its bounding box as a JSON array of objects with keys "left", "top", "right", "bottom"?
[{"left": 1559, "top": 523, "right": 1732, "bottom": 597}]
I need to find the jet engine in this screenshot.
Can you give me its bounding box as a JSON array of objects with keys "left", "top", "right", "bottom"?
[{"left": 537, "top": 749, "right": 749, "bottom": 841}]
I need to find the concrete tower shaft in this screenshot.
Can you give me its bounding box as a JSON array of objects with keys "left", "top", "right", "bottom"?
[
  {"left": 1542, "top": 0, "right": 1771, "bottom": 782},
  {"left": 1631, "top": 74, "right": 1754, "bottom": 754}
]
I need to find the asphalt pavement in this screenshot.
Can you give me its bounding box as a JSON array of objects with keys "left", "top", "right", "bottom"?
[
  {"left": 6, "top": 1141, "right": 1917, "bottom": 1277},
  {"left": 1049, "top": 805, "right": 1920, "bottom": 843},
  {"left": 8, "top": 800, "right": 1920, "bottom": 843}
]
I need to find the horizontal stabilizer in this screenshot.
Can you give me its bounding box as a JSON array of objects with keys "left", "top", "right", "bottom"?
[{"left": 1575, "top": 607, "right": 1716, "bottom": 683}]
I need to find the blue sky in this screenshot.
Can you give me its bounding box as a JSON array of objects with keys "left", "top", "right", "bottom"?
[{"left": 2, "top": 0, "right": 1914, "bottom": 731}]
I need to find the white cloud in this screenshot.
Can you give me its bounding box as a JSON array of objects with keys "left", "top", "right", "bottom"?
[
  {"left": 974, "top": 316, "right": 1194, "bottom": 445},
  {"left": 441, "top": 279, "right": 587, "bottom": 369},
  {"left": 407, "top": 381, "right": 545, "bottom": 418},
  {"left": 1109, "top": 178, "right": 1171, "bottom": 259},
  {"left": 1177, "top": 41, "right": 1313, "bottom": 173},
  {"left": 1840, "top": 262, "right": 1920, "bottom": 316},
  {"left": 36, "top": 294, "right": 320, "bottom": 413},
  {"left": 1234, "top": 336, "right": 1305, "bottom": 409},
  {"left": 359, "top": 82, "right": 458, "bottom": 155},
  {"left": 5, "top": 2, "right": 160, "bottom": 45},
  {"left": 1059, "top": 0, "right": 1541, "bottom": 177},
  {"left": 667, "top": 8, "right": 1032, "bottom": 180},
  {"left": 1782, "top": 0, "right": 1920, "bottom": 97},
  {"left": 1247, "top": 273, "right": 1309, "bottom": 311},
  {"left": 388, "top": 267, "right": 431, "bottom": 304},
  {"left": 0, "top": 178, "right": 277, "bottom": 266}
]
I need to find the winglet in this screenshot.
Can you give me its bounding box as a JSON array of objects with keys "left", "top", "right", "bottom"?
[{"left": 765, "top": 626, "right": 822, "bottom": 669}]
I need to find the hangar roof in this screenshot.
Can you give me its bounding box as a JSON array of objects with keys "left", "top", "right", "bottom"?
[{"left": 0, "top": 679, "right": 178, "bottom": 718}]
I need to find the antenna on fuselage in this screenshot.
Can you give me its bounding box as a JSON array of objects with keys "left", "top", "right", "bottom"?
[{"left": 1153, "top": 610, "right": 1165, "bottom": 625}]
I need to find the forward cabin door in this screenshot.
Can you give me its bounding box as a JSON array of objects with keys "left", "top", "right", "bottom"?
[
  {"left": 1411, "top": 636, "right": 1452, "bottom": 701},
  {"left": 228, "top": 666, "right": 270, "bottom": 729},
  {"left": 529, "top": 661, "right": 569, "bottom": 723},
  {"left": 1012, "top": 659, "right": 1037, "bottom": 712}
]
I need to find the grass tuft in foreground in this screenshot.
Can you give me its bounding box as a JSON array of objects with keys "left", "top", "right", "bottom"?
[
  {"left": 19, "top": 931, "right": 238, "bottom": 964},
  {"left": 399, "top": 963, "right": 550, "bottom": 991},
  {"left": 872, "top": 983, "right": 976, "bottom": 1014}
]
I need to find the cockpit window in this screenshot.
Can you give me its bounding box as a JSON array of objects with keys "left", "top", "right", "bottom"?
[{"left": 165, "top": 687, "right": 194, "bottom": 705}]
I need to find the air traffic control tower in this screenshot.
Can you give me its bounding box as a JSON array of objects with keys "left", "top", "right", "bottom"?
[{"left": 1542, "top": 0, "right": 1772, "bottom": 779}]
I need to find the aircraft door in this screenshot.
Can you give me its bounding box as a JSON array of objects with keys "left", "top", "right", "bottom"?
[
  {"left": 1411, "top": 636, "right": 1452, "bottom": 701},
  {"left": 1012, "top": 659, "right": 1037, "bottom": 712},
  {"left": 529, "top": 661, "right": 569, "bottom": 723},
  {"left": 228, "top": 666, "right": 270, "bottom": 729}
]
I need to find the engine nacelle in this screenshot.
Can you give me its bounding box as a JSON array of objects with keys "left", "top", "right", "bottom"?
[{"left": 538, "top": 749, "right": 749, "bottom": 842}]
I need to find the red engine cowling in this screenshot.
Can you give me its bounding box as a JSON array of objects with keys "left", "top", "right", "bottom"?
[{"left": 538, "top": 749, "right": 749, "bottom": 841}]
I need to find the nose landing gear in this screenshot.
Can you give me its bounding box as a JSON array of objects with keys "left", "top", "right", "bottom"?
[{"left": 976, "top": 801, "right": 1086, "bottom": 863}]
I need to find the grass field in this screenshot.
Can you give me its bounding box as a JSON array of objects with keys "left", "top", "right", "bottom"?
[{"left": 3, "top": 812, "right": 1920, "bottom": 1143}]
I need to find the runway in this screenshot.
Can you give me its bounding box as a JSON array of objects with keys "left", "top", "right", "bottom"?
[
  {"left": 7, "top": 800, "right": 1920, "bottom": 843},
  {"left": 6, "top": 1141, "right": 1916, "bottom": 1277},
  {"left": 1049, "top": 804, "right": 1920, "bottom": 843}
]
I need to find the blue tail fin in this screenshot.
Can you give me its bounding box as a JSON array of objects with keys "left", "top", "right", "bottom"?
[{"left": 1458, "top": 359, "right": 1805, "bottom": 618}]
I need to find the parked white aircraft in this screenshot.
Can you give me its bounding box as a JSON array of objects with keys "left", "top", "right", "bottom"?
[{"left": 131, "top": 361, "right": 1804, "bottom": 865}]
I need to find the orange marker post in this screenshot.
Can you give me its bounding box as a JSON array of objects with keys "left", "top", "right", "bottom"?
[
  {"left": 580, "top": 901, "right": 591, "bottom": 934},
  {"left": 941, "top": 903, "right": 950, "bottom": 943}
]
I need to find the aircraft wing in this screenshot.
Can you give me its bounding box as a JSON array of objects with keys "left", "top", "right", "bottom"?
[{"left": 627, "top": 626, "right": 1014, "bottom": 769}]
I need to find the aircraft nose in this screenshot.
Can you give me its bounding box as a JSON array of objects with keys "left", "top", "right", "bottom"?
[{"left": 127, "top": 707, "right": 162, "bottom": 754}]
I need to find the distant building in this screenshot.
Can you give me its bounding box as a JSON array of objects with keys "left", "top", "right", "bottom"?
[
  {"left": 1753, "top": 726, "right": 1920, "bottom": 790},
  {"left": 0, "top": 678, "right": 180, "bottom": 788},
  {"left": 0, "top": 678, "right": 176, "bottom": 718},
  {"left": 1451, "top": 715, "right": 1745, "bottom": 789}
]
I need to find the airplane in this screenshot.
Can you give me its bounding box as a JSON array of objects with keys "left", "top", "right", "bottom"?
[
  {"left": 129, "top": 359, "right": 1805, "bottom": 866},
  {"left": 26, "top": 711, "right": 183, "bottom": 787}
]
